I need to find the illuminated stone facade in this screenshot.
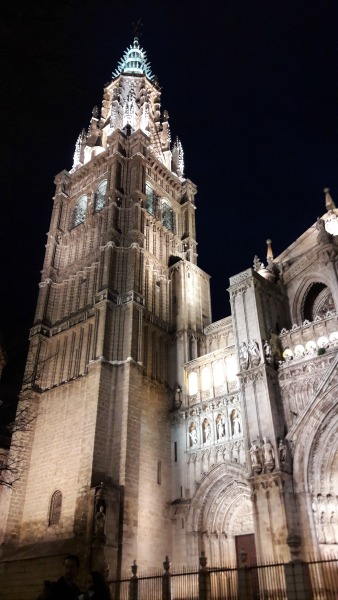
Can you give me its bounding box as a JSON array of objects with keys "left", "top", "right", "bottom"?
[
  {"left": 172, "top": 227, "right": 338, "bottom": 567},
  {"left": 0, "top": 37, "right": 337, "bottom": 598}
]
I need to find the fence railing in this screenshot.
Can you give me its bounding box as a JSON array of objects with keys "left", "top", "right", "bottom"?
[{"left": 109, "top": 553, "right": 338, "bottom": 600}]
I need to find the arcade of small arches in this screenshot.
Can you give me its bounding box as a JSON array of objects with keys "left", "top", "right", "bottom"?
[
  {"left": 187, "top": 356, "right": 238, "bottom": 399},
  {"left": 188, "top": 408, "right": 242, "bottom": 449},
  {"left": 280, "top": 329, "right": 338, "bottom": 362}
]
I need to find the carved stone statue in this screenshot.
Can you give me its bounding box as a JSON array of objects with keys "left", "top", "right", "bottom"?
[
  {"left": 249, "top": 440, "right": 261, "bottom": 469},
  {"left": 330, "top": 511, "right": 337, "bottom": 544},
  {"left": 279, "top": 439, "right": 287, "bottom": 463},
  {"left": 173, "top": 385, "right": 182, "bottom": 409},
  {"left": 262, "top": 437, "right": 275, "bottom": 470},
  {"left": 239, "top": 342, "right": 249, "bottom": 370},
  {"left": 216, "top": 414, "right": 225, "bottom": 440},
  {"left": 95, "top": 503, "right": 106, "bottom": 537},
  {"left": 248, "top": 340, "right": 260, "bottom": 367},
  {"left": 189, "top": 423, "right": 198, "bottom": 447},
  {"left": 263, "top": 340, "right": 273, "bottom": 365},
  {"left": 319, "top": 511, "right": 326, "bottom": 543},
  {"left": 203, "top": 418, "right": 212, "bottom": 443},
  {"left": 231, "top": 409, "right": 241, "bottom": 436}
]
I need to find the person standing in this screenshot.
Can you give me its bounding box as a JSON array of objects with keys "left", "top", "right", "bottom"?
[{"left": 36, "top": 554, "right": 82, "bottom": 600}]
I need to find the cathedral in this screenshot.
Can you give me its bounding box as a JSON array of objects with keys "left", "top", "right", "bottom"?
[{"left": 0, "top": 36, "right": 337, "bottom": 598}]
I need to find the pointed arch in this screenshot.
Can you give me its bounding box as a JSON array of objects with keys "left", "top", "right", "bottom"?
[
  {"left": 48, "top": 490, "right": 62, "bottom": 526},
  {"left": 186, "top": 462, "right": 253, "bottom": 564},
  {"left": 302, "top": 283, "right": 335, "bottom": 321},
  {"left": 289, "top": 356, "right": 338, "bottom": 556},
  {"left": 292, "top": 275, "right": 335, "bottom": 324}
]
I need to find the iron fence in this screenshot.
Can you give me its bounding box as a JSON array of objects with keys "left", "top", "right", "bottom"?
[{"left": 109, "top": 555, "right": 338, "bottom": 600}]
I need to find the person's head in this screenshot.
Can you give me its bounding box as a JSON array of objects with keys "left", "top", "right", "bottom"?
[{"left": 63, "top": 554, "right": 80, "bottom": 583}]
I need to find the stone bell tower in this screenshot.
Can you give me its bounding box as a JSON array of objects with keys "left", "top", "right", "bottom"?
[{"left": 1, "top": 36, "right": 211, "bottom": 593}]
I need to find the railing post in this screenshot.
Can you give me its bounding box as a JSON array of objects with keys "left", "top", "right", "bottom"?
[
  {"left": 199, "top": 551, "right": 211, "bottom": 600},
  {"left": 128, "top": 560, "right": 138, "bottom": 600},
  {"left": 162, "top": 555, "right": 171, "bottom": 600},
  {"left": 284, "top": 560, "right": 313, "bottom": 600},
  {"left": 237, "top": 548, "right": 251, "bottom": 600}
]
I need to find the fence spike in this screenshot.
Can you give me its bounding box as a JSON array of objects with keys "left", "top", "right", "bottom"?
[
  {"left": 163, "top": 556, "right": 171, "bottom": 573},
  {"left": 131, "top": 559, "right": 137, "bottom": 577},
  {"left": 199, "top": 551, "right": 208, "bottom": 570}
]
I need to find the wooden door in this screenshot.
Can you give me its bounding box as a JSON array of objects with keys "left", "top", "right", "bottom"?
[
  {"left": 235, "top": 533, "right": 259, "bottom": 599},
  {"left": 235, "top": 533, "right": 257, "bottom": 566}
]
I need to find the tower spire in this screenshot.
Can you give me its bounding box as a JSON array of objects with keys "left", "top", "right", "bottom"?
[
  {"left": 324, "top": 187, "right": 336, "bottom": 212},
  {"left": 112, "top": 36, "right": 154, "bottom": 80},
  {"left": 266, "top": 238, "right": 274, "bottom": 263},
  {"left": 323, "top": 187, "right": 338, "bottom": 236}
]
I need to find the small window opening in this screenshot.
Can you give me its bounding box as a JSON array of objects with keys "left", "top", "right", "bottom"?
[{"left": 49, "top": 490, "right": 62, "bottom": 526}]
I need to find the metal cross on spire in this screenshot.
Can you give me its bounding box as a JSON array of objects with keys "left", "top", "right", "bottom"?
[{"left": 132, "top": 19, "right": 143, "bottom": 40}]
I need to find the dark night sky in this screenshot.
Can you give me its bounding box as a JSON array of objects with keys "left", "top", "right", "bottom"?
[{"left": 1, "top": 0, "right": 338, "bottom": 384}]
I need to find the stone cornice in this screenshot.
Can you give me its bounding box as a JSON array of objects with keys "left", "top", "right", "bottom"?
[
  {"left": 168, "top": 259, "right": 210, "bottom": 281},
  {"left": 282, "top": 243, "right": 338, "bottom": 283},
  {"left": 184, "top": 348, "right": 236, "bottom": 371},
  {"left": 204, "top": 317, "right": 233, "bottom": 334}
]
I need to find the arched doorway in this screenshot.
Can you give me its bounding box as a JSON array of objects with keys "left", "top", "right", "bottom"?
[
  {"left": 291, "top": 373, "right": 338, "bottom": 559},
  {"left": 188, "top": 463, "right": 255, "bottom": 565},
  {"left": 308, "top": 407, "right": 338, "bottom": 558}
]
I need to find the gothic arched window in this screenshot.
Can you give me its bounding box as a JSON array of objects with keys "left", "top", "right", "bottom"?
[
  {"left": 145, "top": 184, "right": 156, "bottom": 216},
  {"left": 302, "top": 282, "right": 335, "bottom": 321},
  {"left": 162, "top": 200, "right": 174, "bottom": 231},
  {"left": 94, "top": 180, "right": 107, "bottom": 212},
  {"left": 49, "top": 490, "right": 62, "bottom": 526},
  {"left": 72, "top": 195, "right": 87, "bottom": 227}
]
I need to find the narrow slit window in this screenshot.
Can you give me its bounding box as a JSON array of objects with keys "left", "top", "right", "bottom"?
[
  {"left": 94, "top": 180, "right": 107, "bottom": 212},
  {"left": 162, "top": 200, "right": 174, "bottom": 231},
  {"left": 49, "top": 490, "right": 62, "bottom": 526},
  {"left": 72, "top": 195, "right": 87, "bottom": 227},
  {"left": 145, "top": 184, "right": 156, "bottom": 216}
]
